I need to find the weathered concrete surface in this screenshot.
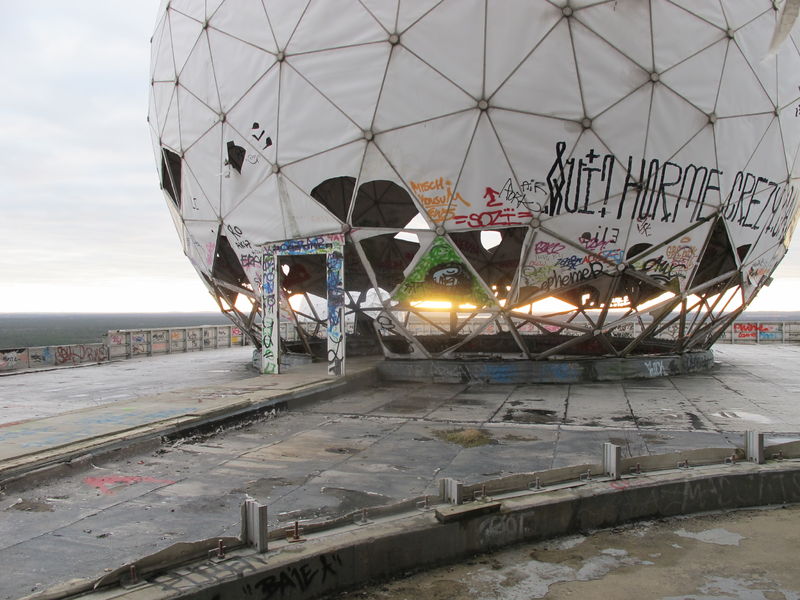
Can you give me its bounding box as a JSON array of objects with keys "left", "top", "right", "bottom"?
[
  {"left": 334, "top": 503, "right": 800, "bottom": 600},
  {"left": 1, "top": 345, "right": 800, "bottom": 600},
  {"left": 0, "top": 347, "right": 256, "bottom": 425},
  {"left": 34, "top": 462, "right": 800, "bottom": 600}
]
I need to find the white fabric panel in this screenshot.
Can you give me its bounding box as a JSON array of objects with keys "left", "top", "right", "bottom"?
[
  {"left": 151, "top": 82, "right": 176, "bottom": 140},
  {"left": 357, "top": 141, "right": 408, "bottom": 189},
  {"left": 224, "top": 174, "right": 342, "bottom": 245},
  {"left": 160, "top": 91, "right": 182, "bottom": 152},
  {"left": 359, "top": 0, "right": 398, "bottom": 32},
  {"left": 716, "top": 43, "right": 775, "bottom": 117},
  {"left": 571, "top": 19, "right": 650, "bottom": 118},
  {"left": 777, "top": 34, "right": 800, "bottom": 107},
  {"left": 225, "top": 64, "right": 279, "bottom": 164},
  {"left": 741, "top": 244, "right": 784, "bottom": 296},
  {"left": 178, "top": 87, "right": 219, "bottom": 151},
  {"left": 669, "top": 125, "right": 723, "bottom": 211},
  {"left": 184, "top": 220, "right": 220, "bottom": 272},
  {"left": 665, "top": 0, "right": 728, "bottom": 29},
  {"left": 491, "top": 19, "right": 583, "bottom": 120},
  {"left": 446, "top": 114, "right": 524, "bottom": 231},
  {"left": 277, "top": 66, "right": 363, "bottom": 164},
  {"left": 179, "top": 32, "right": 221, "bottom": 111},
  {"left": 288, "top": 0, "right": 387, "bottom": 53},
  {"left": 659, "top": 40, "right": 727, "bottom": 115},
  {"left": 182, "top": 124, "right": 223, "bottom": 214},
  {"left": 373, "top": 45, "right": 475, "bottom": 132},
  {"left": 646, "top": 84, "right": 709, "bottom": 160},
  {"left": 721, "top": 2, "right": 772, "bottom": 31},
  {"left": 219, "top": 123, "right": 273, "bottom": 218},
  {"left": 262, "top": 0, "right": 310, "bottom": 50},
  {"left": 288, "top": 43, "right": 391, "bottom": 130},
  {"left": 489, "top": 109, "right": 583, "bottom": 223},
  {"left": 652, "top": 1, "right": 727, "bottom": 72},
  {"left": 396, "top": 0, "right": 443, "bottom": 33},
  {"left": 779, "top": 109, "right": 800, "bottom": 178},
  {"left": 484, "top": 0, "right": 561, "bottom": 98},
  {"left": 169, "top": 9, "right": 204, "bottom": 76},
  {"left": 282, "top": 140, "right": 366, "bottom": 196},
  {"left": 726, "top": 119, "right": 791, "bottom": 256},
  {"left": 181, "top": 165, "right": 218, "bottom": 221},
  {"left": 735, "top": 12, "right": 778, "bottom": 105},
  {"left": 592, "top": 84, "right": 652, "bottom": 163},
  {"left": 714, "top": 113, "right": 773, "bottom": 194},
  {"left": 375, "top": 111, "right": 479, "bottom": 225},
  {"left": 207, "top": 29, "right": 275, "bottom": 112},
  {"left": 168, "top": 0, "right": 204, "bottom": 21},
  {"left": 576, "top": 0, "right": 653, "bottom": 71},
  {"left": 401, "top": 0, "right": 485, "bottom": 98},
  {"left": 210, "top": 0, "right": 277, "bottom": 52},
  {"left": 151, "top": 17, "right": 176, "bottom": 82},
  {"left": 628, "top": 219, "right": 712, "bottom": 293}
]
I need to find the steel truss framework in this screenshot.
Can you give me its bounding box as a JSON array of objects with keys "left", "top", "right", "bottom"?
[{"left": 149, "top": 0, "right": 800, "bottom": 365}]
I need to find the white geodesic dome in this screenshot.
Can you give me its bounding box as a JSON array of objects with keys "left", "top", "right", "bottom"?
[{"left": 149, "top": 0, "right": 800, "bottom": 361}]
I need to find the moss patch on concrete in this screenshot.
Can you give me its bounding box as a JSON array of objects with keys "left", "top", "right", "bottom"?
[{"left": 433, "top": 428, "right": 494, "bottom": 448}]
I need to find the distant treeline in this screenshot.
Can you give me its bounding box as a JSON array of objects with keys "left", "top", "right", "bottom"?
[{"left": 0, "top": 313, "right": 232, "bottom": 348}]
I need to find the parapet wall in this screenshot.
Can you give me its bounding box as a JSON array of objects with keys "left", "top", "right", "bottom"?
[{"left": 0, "top": 344, "right": 108, "bottom": 373}]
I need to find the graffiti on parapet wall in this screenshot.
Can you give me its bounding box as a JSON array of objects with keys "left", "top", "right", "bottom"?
[
  {"left": 55, "top": 345, "right": 109, "bottom": 366},
  {"left": 243, "top": 553, "right": 343, "bottom": 600},
  {"left": 0, "top": 349, "right": 27, "bottom": 371}
]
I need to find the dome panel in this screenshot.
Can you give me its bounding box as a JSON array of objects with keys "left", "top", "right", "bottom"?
[
  {"left": 277, "top": 65, "right": 363, "bottom": 164},
  {"left": 209, "top": 0, "right": 277, "bottom": 52},
  {"left": 491, "top": 19, "right": 583, "bottom": 120},
  {"left": 401, "top": 0, "right": 485, "bottom": 98},
  {"left": 288, "top": 0, "right": 387, "bottom": 53},
  {"left": 372, "top": 46, "right": 475, "bottom": 132},
  {"left": 485, "top": 0, "right": 562, "bottom": 98},
  {"left": 288, "top": 43, "right": 391, "bottom": 130}
]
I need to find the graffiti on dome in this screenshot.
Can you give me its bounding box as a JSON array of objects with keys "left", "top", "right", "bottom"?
[
  {"left": 394, "top": 237, "right": 492, "bottom": 305},
  {"left": 409, "top": 177, "right": 470, "bottom": 224}
]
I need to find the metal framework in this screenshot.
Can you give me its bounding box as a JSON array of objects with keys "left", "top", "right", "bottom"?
[{"left": 148, "top": 1, "right": 800, "bottom": 372}]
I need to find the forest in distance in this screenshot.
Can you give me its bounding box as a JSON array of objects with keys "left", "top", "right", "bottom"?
[{"left": 1, "top": 311, "right": 799, "bottom": 350}]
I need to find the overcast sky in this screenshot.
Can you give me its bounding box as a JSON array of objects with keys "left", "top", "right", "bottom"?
[{"left": 1, "top": 2, "right": 799, "bottom": 313}]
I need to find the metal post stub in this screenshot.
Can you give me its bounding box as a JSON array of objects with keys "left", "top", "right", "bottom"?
[
  {"left": 439, "top": 477, "right": 464, "bottom": 505},
  {"left": 241, "top": 499, "right": 268, "bottom": 553},
  {"left": 746, "top": 431, "right": 765, "bottom": 464},
  {"left": 603, "top": 442, "right": 622, "bottom": 480}
]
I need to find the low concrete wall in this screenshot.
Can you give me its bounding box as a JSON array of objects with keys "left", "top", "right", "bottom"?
[
  {"left": 104, "top": 325, "right": 250, "bottom": 359},
  {"left": 76, "top": 461, "right": 800, "bottom": 600},
  {"left": 0, "top": 344, "right": 108, "bottom": 373},
  {"left": 379, "top": 350, "right": 715, "bottom": 383}
]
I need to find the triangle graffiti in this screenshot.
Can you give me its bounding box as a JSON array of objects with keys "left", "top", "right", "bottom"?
[{"left": 393, "top": 237, "right": 494, "bottom": 306}]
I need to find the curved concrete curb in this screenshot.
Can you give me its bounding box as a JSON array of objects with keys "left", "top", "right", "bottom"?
[
  {"left": 378, "top": 350, "right": 714, "bottom": 383},
  {"left": 0, "top": 365, "right": 379, "bottom": 491},
  {"left": 46, "top": 460, "right": 800, "bottom": 600}
]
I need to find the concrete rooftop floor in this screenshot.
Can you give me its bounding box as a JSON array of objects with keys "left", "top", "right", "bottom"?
[{"left": 1, "top": 344, "right": 799, "bottom": 600}]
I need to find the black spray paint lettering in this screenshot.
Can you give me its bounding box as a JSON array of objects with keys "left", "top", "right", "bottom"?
[
  {"left": 251, "top": 122, "right": 273, "bottom": 150},
  {"left": 251, "top": 553, "right": 342, "bottom": 599},
  {"left": 546, "top": 142, "right": 721, "bottom": 223}
]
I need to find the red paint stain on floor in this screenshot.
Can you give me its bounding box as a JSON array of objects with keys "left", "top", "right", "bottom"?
[{"left": 83, "top": 475, "right": 176, "bottom": 495}]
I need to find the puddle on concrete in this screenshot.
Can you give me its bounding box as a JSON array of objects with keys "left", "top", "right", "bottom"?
[
  {"left": 7, "top": 498, "right": 54, "bottom": 512},
  {"left": 502, "top": 434, "right": 541, "bottom": 442},
  {"left": 502, "top": 408, "right": 559, "bottom": 424},
  {"left": 325, "top": 447, "right": 361, "bottom": 455},
  {"left": 685, "top": 412, "right": 707, "bottom": 430},
  {"left": 674, "top": 528, "right": 744, "bottom": 546},
  {"left": 232, "top": 476, "right": 303, "bottom": 496}
]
